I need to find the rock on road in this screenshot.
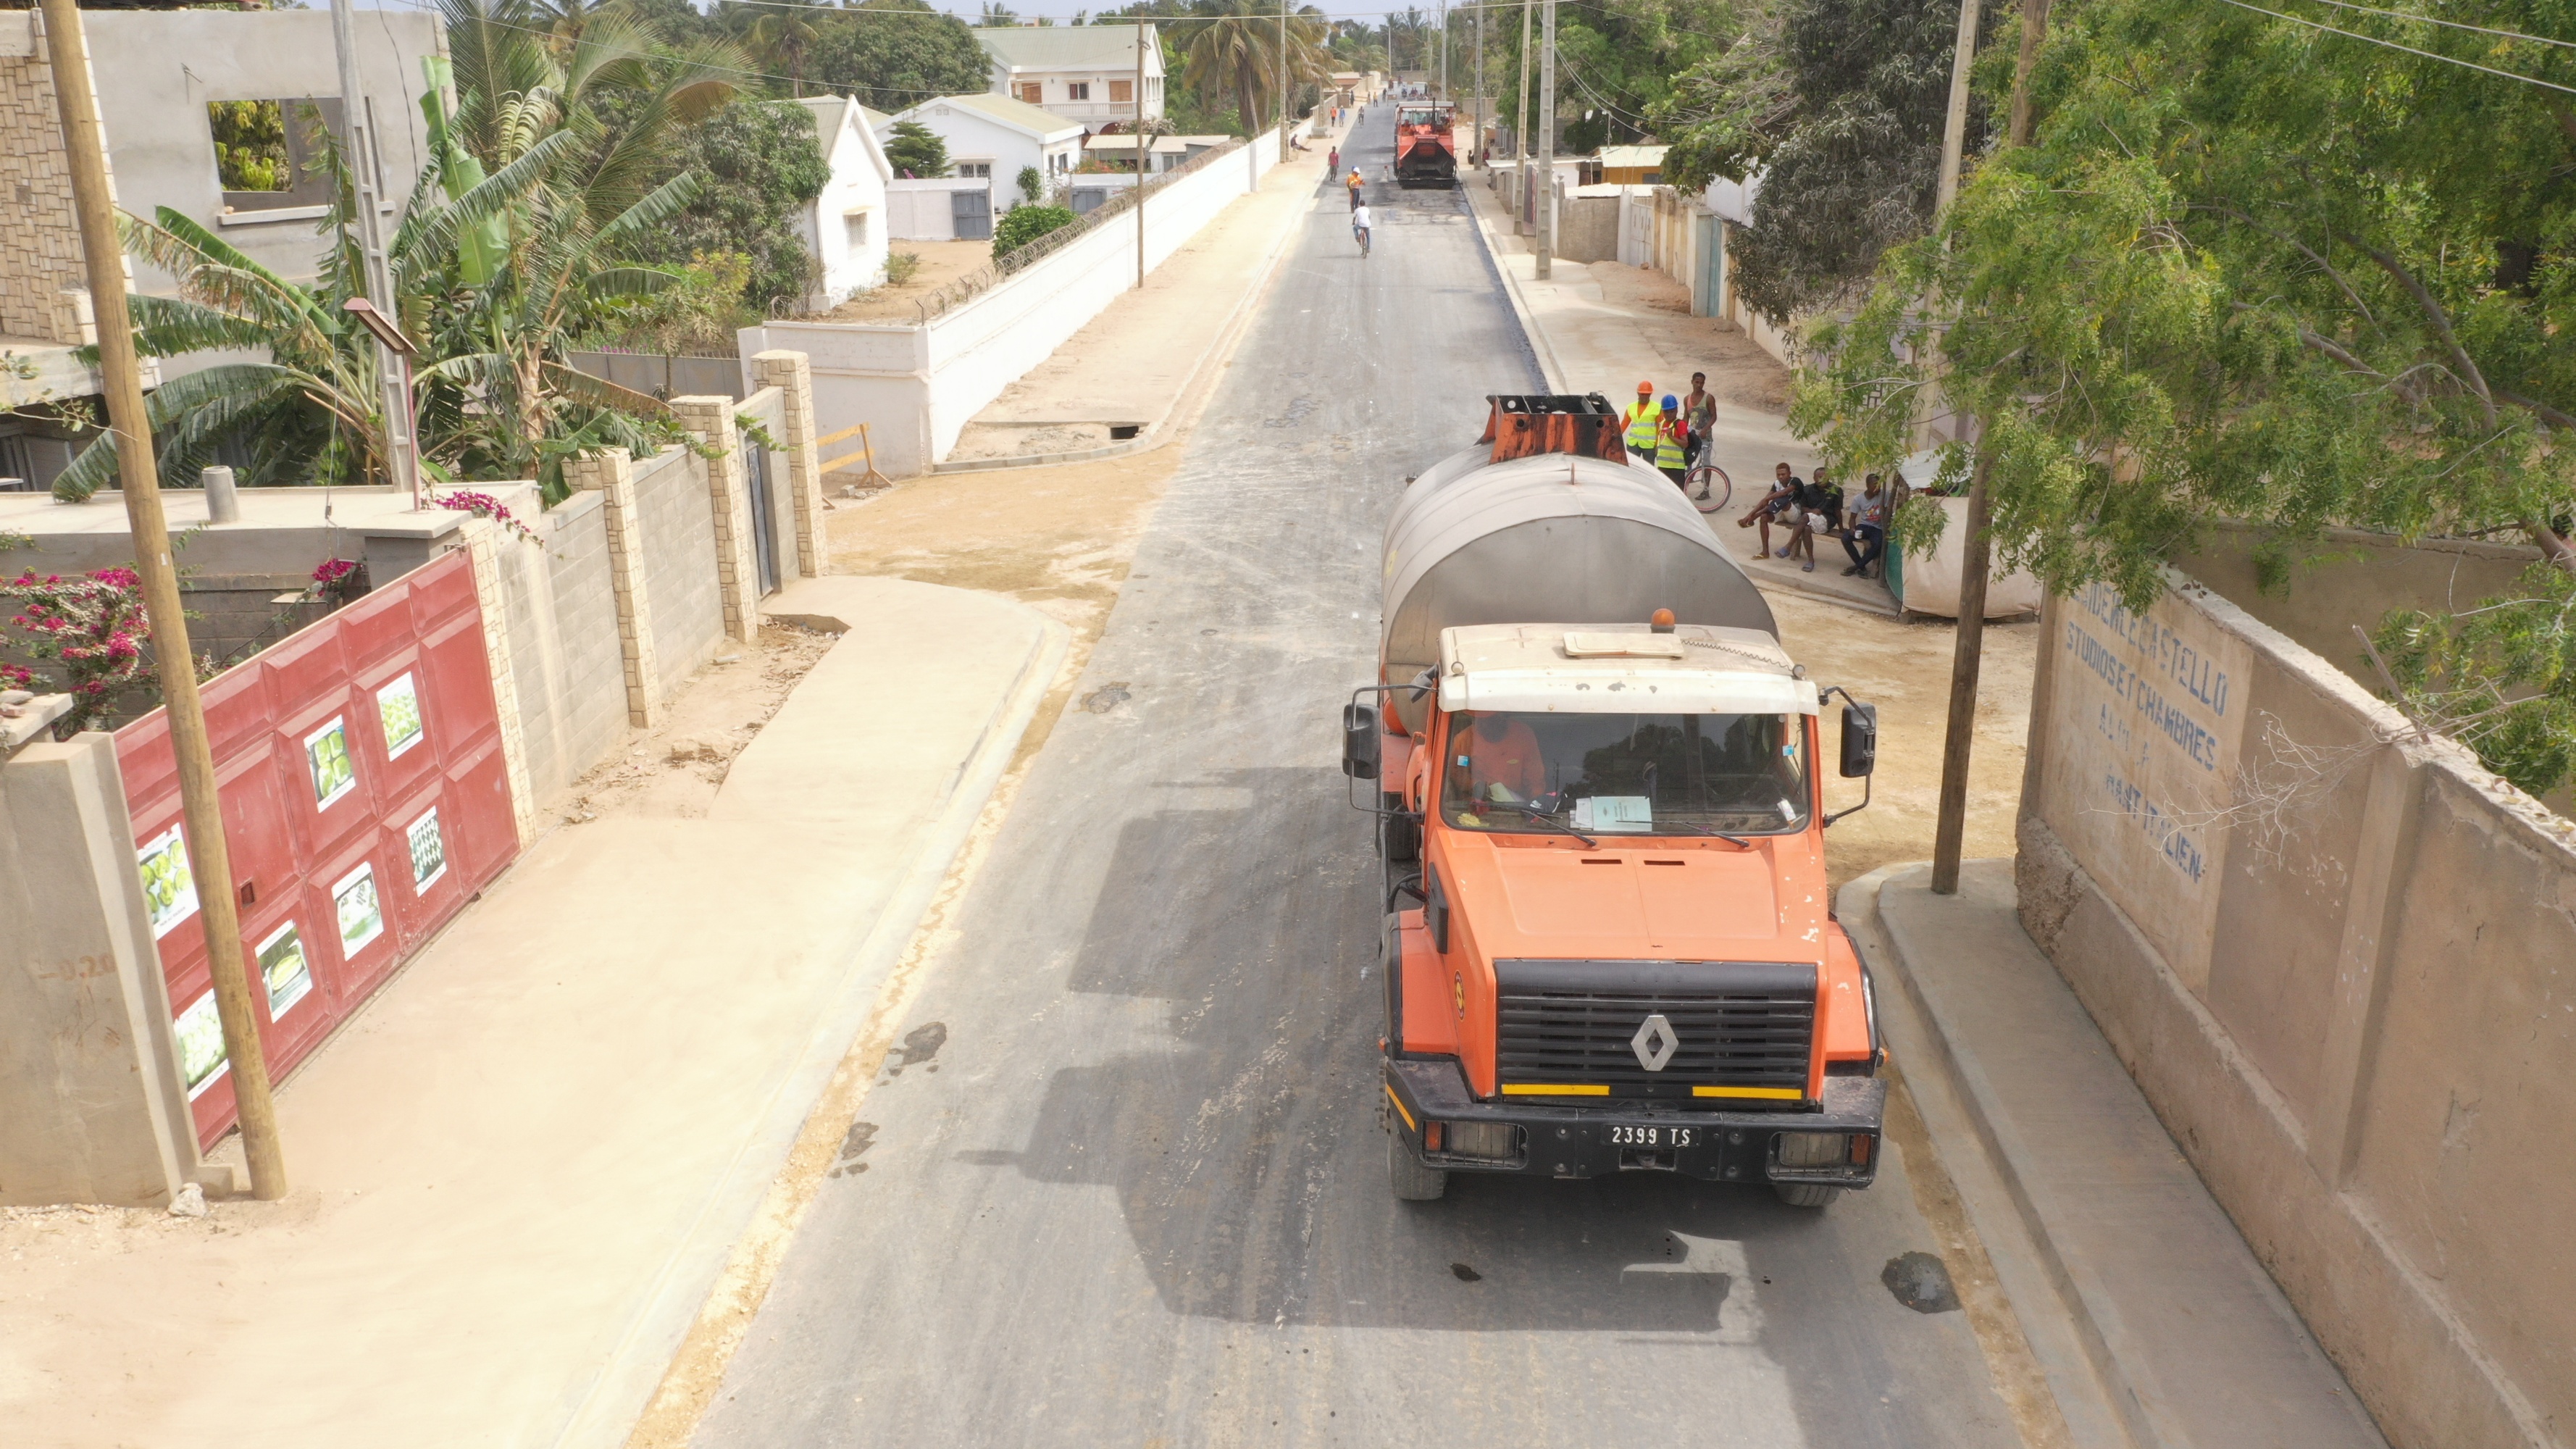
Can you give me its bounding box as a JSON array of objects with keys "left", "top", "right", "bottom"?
[{"left": 689, "top": 109, "right": 2023, "bottom": 1449}]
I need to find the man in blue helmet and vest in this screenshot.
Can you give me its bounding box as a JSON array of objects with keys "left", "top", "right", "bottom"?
[
  {"left": 1622, "top": 381, "right": 1660, "bottom": 459},
  {"left": 1653, "top": 395, "right": 1691, "bottom": 487}
]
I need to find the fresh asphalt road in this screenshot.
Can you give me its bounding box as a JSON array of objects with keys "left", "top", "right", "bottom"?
[{"left": 691, "top": 110, "right": 2023, "bottom": 1448}]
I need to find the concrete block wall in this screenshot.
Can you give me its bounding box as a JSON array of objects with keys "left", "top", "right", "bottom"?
[
  {"left": 0, "top": 16, "right": 94, "bottom": 343},
  {"left": 751, "top": 351, "right": 830, "bottom": 581},
  {"left": 630, "top": 446, "right": 725, "bottom": 690},
  {"left": 488, "top": 491, "right": 627, "bottom": 801},
  {"left": 2016, "top": 569, "right": 2576, "bottom": 1449}
]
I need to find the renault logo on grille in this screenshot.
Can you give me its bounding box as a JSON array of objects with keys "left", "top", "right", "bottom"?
[{"left": 1630, "top": 1013, "right": 1679, "bottom": 1072}]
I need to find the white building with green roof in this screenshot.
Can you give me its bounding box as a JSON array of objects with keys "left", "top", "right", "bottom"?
[{"left": 882, "top": 93, "right": 1087, "bottom": 196}]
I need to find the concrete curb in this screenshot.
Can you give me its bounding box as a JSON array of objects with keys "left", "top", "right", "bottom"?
[
  {"left": 1460, "top": 172, "right": 1571, "bottom": 393},
  {"left": 925, "top": 170, "right": 1314, "bottom": 479},
  {"left": 549, "top": 609, "right": 1073, "bottom": 1449},
  {"left": 1840, "top": 862, "right": 2140, "bottom": 1449}
]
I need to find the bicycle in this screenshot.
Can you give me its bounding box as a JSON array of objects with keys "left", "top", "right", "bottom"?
[
  {"left": 1685, "top": 460, "right": 1732, "bottom": 514},
  {"left": 1354, "top": 223, "right": 1372, "bottom": 258}
]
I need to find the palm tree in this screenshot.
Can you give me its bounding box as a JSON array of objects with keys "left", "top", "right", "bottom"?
[
  {"left": 743, "top": 2, "right": 823, "bottom": 96},
  {"left": 1178, "top": 0, "right": 1331, "bottom": 136}
]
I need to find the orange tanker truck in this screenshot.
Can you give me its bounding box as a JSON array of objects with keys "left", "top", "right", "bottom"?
[
  {"left": 1343, "top": 394, "right": 1886, "bottom": 1205},
  {"left": 1393, "top": 101, "right": 1459, "bottom": 188}
]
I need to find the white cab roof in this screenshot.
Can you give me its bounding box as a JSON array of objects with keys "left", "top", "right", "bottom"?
[{"left": 1436, "top": 624, "right": 1818, "bottom": 716}]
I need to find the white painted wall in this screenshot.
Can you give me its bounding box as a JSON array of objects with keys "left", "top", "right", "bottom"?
[
  {"left": 742, "top": 133, "right": 1284, "bottom": 479},
  {"left": 793, "top": 98, "right": 893, "bottom": 309}
]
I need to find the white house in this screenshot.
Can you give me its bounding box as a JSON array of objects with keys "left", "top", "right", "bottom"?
[
  {"left": 789, "top": 96, "right": 895, "bottom": 309},
  {"left": 971, "top": 25, "right": 1164, "bottom": 132},
  {"left": 883, "top": 93, "right": 1085, "bottom": 196}
]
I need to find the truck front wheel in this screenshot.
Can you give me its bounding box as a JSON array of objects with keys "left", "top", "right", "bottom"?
[
  {"left": 1389, "top": 1131, "right": 1447, "bottom": 1200},
  {"left": 1772, "top": 1183, "right": 1843, "bottom": 1208}
]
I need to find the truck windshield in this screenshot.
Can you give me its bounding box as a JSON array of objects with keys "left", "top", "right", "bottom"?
[{"left": 1439, "top": 710, "right": 1810, "bottom": 836}]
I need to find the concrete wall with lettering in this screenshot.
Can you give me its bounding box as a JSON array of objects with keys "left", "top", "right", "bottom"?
[{"left": 2016, "top": 569, "right": 2576, "bottom": 1449}]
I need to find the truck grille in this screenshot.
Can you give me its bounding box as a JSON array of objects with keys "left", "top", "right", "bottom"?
[{"left": 1494, "top": 959, "right": 1816, "bottom": 1105}]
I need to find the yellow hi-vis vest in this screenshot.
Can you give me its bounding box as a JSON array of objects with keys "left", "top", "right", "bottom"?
[
  {"left": 1623, "top": 401, "right": 1660, "bottom": 451},
  {"left": 1654, "top": 421, "right": 1688, "bottom": 470}
]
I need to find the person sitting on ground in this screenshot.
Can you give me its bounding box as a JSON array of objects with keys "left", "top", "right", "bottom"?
[
  {"left": 1621, "top": 381, "right": 1661, "bottom": 460},
  {"left": 1736, "top": 462, "right": 1802, "bottom": 561},
  {"left": 1788, "top": 469, "right": 1842, "bottom": 572},
  {"left": 1655, "top": 395, "right": 1691, "bottom": 488},
  {"left": 1684, "top": 372, "right": 1716, "bottom": 465},
  {"left": 1841, "top": 473, "right": 1890, "bottom": 578}
]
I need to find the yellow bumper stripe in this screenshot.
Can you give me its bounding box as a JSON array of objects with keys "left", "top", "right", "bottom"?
[
  {"left": 1692, "top": 1085, "right": 1807, "bottom": 1101},
  {"left": 1501, "top": 1083, "right": 1610, "bottom": 1097},
  {"left": 1384, "top": 1082, "right": 1417, "bottom": 1131}
]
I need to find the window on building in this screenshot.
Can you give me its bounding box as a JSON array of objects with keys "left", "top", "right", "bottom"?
[
  {"left": 1108, "top": 79, "right": 1133, "bottom": 104},
  {"left": 209, "top": 97, "right": 345, "bottom": 214},
  {"left": 958, "top": 161, "right": 993, "bottom": 178},
  {"left": 1068, "top": 82, "right": 1091, "bottom": 101},
  {"left": 844, "top": 210, "right": 871, "bottom": 250},
  {"left": 1018, "top": 83, "right": 1042, "bottom": 104}
]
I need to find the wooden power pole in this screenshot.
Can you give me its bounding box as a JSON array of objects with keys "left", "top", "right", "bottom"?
[
  {"left": 1928, "top": 0, "right": 1986, "bottom": 896},
  {"left": 40, "top": 0, "right": 288, "bottom": 1198}
]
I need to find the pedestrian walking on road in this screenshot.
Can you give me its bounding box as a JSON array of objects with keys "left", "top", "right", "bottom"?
[{"left": 1329, "top": 146, "right": 1340, "bottom": 174}]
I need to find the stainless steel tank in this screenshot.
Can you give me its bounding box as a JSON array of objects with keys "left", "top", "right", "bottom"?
[{"left": 1379, "top": 443, "right": 1778, "bottom": 732}]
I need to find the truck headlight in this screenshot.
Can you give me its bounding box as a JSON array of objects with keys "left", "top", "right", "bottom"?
[
  {"left": 1436, "top": 1121, "right": 1518, "bottom": 1161},
  {"left": 1778, "top": 1131, "right": 1857, "bottom": 1167}
]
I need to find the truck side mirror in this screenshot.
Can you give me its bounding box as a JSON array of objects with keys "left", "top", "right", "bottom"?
[
  {"left": 1839, "top": 702, "right": 1878, "bottom": 779},
  {"left": 1342, "top": 703, "right": 1381, "bottom": 780}
]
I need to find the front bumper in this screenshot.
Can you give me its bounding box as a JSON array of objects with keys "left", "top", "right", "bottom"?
[{"left": 1383, "top": 1056, "right": 1885, "bottom": 1187}]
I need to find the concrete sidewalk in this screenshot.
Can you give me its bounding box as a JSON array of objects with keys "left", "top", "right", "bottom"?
[
  {"left": 1843, "top": 860, "right": 2389, "bottom": 1449},
  {"left": 1460, "top": 172, "right": 1899, "bottom": 617},
  {"left": 0, "top": 576, "right": 1066, "bottom": 1449},
  {"left": 942, "top": 135, "right": 1342, "bottom": 470}
]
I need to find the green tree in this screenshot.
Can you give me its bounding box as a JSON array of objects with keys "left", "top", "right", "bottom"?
[
  {"left": 1178, "top": 0, "right": 1331, "bottom": 139},
  {"left": 885, "top": 118, "right": 953, "bottom": 178},
  {"left": 1795, "top": 0, "right": 2576, "bottom": 793},
  {"left": 804, "top": 0, "right": 992, "bottom": 114},
  {"left": 745, "top": 1, "right": 827, "bottom": 96},
  {"left": 623, "top": 99, "right": 828, "bottom": 315},
  {"left": 1652, "top": 0, "right": 1989, "bottom": 323}
]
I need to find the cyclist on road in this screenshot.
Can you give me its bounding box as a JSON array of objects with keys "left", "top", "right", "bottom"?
[{"left": 1352, "top": 201, "right": 1374, "bottom": 256}]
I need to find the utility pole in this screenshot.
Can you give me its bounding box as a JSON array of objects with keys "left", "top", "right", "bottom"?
[
  {"left": 1535, "top": 0, "right": 1556, "bottom": 280},
  {"left": 1516, "top": 0, "right": 1532, "bottom": 230},
  {"left": 1278, "top": 0, "right": 1290, "bottom": 162},
  {"left": 1474, "top": 0, "right": 1485, "bottom": 167},
  {"left": 39, "top": 0, "right": 288, "bottom": 1200},
  {"left": 1135, "top": 18, "right": 1147, "bottom": 290},
  {"left": 330, "top": 0, "right": 420, "bottom": 509},
  {"left": 1928, "top": 0, "right": 1986, "bottom": 896}
]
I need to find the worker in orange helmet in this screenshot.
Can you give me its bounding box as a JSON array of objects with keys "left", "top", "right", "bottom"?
[{"left": 1621, "top": 381, "right": 1661, "bottom": 459}]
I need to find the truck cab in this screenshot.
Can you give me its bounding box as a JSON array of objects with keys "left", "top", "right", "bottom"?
[{"left": 1349, "top": 617, "right": 1885, "bottom": 1205}]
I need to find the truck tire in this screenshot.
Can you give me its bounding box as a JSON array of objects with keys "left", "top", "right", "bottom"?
[
  {"left": 1772, "top": 1182, "right": 1842, "bottom": 1208},
  {"left": 1389, "top": 1130, "right": 1447, "bottom": 1201},
  {"left": 1379, "top": 803, "right": 1418, "bottom": 863}
]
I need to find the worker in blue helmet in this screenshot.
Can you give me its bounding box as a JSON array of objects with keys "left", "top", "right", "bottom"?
[{"left": 1652, "top": 394, "right": 1690, "bottom": 488}]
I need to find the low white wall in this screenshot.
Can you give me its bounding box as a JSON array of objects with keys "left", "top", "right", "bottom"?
[
  {"left": 743, "top": 130, "right": 1281, "bottom": 478},
  {"left": 885, "top": 178, "right": 988, "bottom": 242}
]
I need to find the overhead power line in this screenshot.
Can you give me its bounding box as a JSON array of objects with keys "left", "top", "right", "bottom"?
[{"left": 2218, "top": 0, "right": 2576, "bottom": 96}]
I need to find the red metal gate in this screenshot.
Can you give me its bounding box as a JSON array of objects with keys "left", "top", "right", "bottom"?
[{"left": 117, "top": 550, "right": 519, "bottom": 1148}]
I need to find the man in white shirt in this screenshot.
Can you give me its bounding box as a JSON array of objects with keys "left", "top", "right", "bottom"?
[
  {"left": 1840, "top": 473, "right": 1891, "bottom": 578},
  {"left": 1352, "top": 201, "right": 1374, "bottom": 256}
]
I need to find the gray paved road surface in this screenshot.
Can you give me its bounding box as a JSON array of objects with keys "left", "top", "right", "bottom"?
[{"left": 692, "top": 109, "right": 2022, "bottom": 1449}]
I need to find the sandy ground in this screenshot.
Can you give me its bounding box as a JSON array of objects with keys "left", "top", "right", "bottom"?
[
  {"left": 550, "top": 623, "right": 837, "bottom": 825},
  {"left": 803, "top": 239, "right": 994, "bottom": 324}
]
